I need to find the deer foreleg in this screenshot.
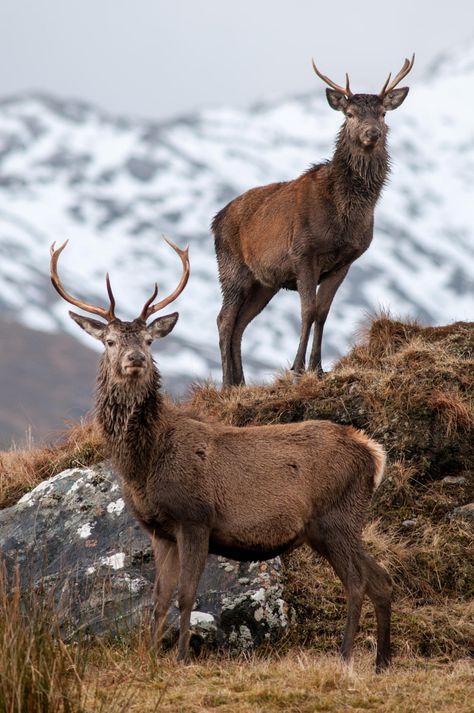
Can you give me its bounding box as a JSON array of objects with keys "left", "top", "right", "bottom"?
[
  {"left": 176, "top": 525, "right": 209, "bottom": 662},
  {"left": 291, "top": 262, "right": 321, "bottom": 373},
  {"left": 308, "top": 264, "right": 350, "bottom": 374},
  {"left": 150, "top": 537, "right": 179, "bottom": 652}
]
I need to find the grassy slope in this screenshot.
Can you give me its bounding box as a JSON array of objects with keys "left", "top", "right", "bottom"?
[
  {"left": 0, "top": 317, "right": 472, "bottom": 711},
  {"left": 190, "top": 318, "right": 474, "bottom": 659}
]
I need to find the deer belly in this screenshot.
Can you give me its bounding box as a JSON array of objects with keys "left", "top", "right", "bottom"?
[
  {"left": 210, "top": 512, "right": 306, "bottom": 561},
  {"left": 246, "top": 248, "right": 294, "bottom": 288}
]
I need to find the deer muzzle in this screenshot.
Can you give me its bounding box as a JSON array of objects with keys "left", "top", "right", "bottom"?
[
  {"left": 362, "top": 126, "right": 382, "bottom": 146},
  {"left": 124, "top": 351, "right": 147, "bottom": 373}
]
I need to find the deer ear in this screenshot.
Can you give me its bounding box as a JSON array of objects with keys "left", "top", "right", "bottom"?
[
  {"left": 326, "top": 88, "right": 348, "bottom": 112},
  {"left": 147, "top": 312, "right": 179, "bottom": 341},
  {"left": 69, "top": 311, "right": 107, "bottom": 341},
  {"left": 383, "top": 87, "right": 409, "bottom": 111}
]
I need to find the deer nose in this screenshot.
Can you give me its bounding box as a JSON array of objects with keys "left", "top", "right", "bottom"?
[
  {"left": 365, "top": 127, "right": 381, "bottom": 142},
  {"left": 127, "top": 351, "right": 146, "bottom": 366}
]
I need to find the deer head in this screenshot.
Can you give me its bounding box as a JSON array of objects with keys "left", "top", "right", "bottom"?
[
  {"left": 312, "top": 55, "right": 414, "bottom": 149},
  {"left": 50, "top": 238, "right": 189, "bottom": 381}
]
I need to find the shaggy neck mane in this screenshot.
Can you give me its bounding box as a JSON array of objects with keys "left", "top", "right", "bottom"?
[
  {"left": 95, "top": 357, "right": 166, "bottom": 481},
  {"left": 329, "top": 125, "right": 390, "bottom": 214}
]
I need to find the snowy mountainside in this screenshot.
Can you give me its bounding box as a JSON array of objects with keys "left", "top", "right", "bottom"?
[{"left": 0, "top": 47, "right": 473, "bottom": 389}]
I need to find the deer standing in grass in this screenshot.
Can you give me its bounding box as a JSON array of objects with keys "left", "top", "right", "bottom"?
[
  {"left": 50, "top": 239, "right": 392, "bottom": 671},
  {"left": 214, "top": 55, "right": 415, "bottom": 386}
]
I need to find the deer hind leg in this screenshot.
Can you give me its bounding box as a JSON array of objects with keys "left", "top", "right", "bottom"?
[
  {"left": 216, "top": 267, "right": 254, "bottom": 387},
  {"left": 308, "top": 523, "right": 367, "bottom": 665},
  {"left": 175, "top": 525, "right": 209, "bottom": 663},
  {"left": 308, "top": 264, "right": 350, "bottom": 375},
  {"left": 150, "top": 537, "right": 179, "bottom": 652},
  {"left": 361, "top": 550, "right": 392, "bottom": 671},
  {"left": 231, "top": 283, "right": 277, "bottom": 385},
  {"left": 291, "top": 262, "right": 321, "bottom": 373}
]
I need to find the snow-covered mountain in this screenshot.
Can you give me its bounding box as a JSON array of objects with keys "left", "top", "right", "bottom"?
[{"left": 0, "top": 44, "right": 473, "bottom": 390}]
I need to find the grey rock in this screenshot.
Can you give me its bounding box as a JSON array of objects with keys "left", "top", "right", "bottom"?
[
  {"left": 0, "top": 463, "right": 288, "bottom": 651},
  {"left": 450, "top": 503, "right": 474, "bottom": 525},
  {"left": 442, "top": 476, "right": 466, "bottom": 485}
]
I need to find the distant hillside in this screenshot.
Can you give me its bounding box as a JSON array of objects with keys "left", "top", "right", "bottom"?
[
  {"left": 0, "top": 42, "right": 473, "bottom": 438},
  {"left": 0, "top": 318, "right": 97, "bottom": 446}
]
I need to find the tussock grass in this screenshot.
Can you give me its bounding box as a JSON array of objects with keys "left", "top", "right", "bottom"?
[
  {"left": 82, "top": 647, "right": 473, "bottom": 712},
  {"left": 0, "top": 420, "right": 103, "bottom": 509},
  {"left": 0, "top": 565, "right": 82, "bottom": 713},
  {"left": 0, "top": 565, "right": 141, "bottom": 713}
]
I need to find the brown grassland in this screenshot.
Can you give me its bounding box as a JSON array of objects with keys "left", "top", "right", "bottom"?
[{"left": 0, "top": 317, "right": 472, "bottom": 712}]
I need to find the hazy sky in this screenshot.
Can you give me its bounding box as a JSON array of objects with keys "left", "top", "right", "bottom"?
[{"left": 1, "top": 1, "right": 472, "bottom": 120}]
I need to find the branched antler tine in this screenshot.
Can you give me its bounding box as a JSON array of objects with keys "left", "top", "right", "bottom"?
[
  {"left": 378, "top": 73, "right": 392, "bottom": 98},
  {"left": 50, "top": 240, "right": 115, "bottom": 321},
  {"left": 312, "top": 59, "right": 352, "bottom": 96},
  {"left": 138, "top": 283, "right": 159, "bottom": 321},
  {"left": 141, "top": 237, "right": 190, "bottom": 320},
  {"left": 345, "top": 73, "right": 352, "bottom": 96},
  {"left": 380, "top": 54, "right": 415, "bottom": 96},
  {"left": 105, "top": 273, "right": 116, "bottom": 320}
]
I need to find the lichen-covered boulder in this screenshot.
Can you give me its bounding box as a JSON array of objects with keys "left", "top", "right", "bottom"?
[
  {"left": 450, "top": 502, "right": 474, "bottom": 525},
  {"left": 0, "top": 463, "right": 289, "bottom": 650}
]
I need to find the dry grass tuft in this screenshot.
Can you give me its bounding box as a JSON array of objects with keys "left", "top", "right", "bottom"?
[
  {"left": 429, "top": 389, "right": 474, "bottom": 436},
  {"left": 83, "top": 647, "right": 474, "bottom": 713},
  {"left": 0, "top": 419, "right": 104, "bottom": 509}
]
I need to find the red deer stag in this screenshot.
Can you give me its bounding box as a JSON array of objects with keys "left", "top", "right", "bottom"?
[
  {"left": 50, "top": 238, "right": 392, "bottom": 670},
  {"left": 213, "top": 55, "right": 415, "bottom": 385}
]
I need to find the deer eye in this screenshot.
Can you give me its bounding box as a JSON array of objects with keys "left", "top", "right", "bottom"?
[
  {"left": 382, "top": 111, "right": 386, "bottom": 117},
  {"left": 106, "top": 339, "right": 115, "bottom": 347},
  {"left": 145, "top": 337, "right": 153, "bottom": 346},
  {"left": 346, "top": 111, "right": 354, "bottom": 119}
]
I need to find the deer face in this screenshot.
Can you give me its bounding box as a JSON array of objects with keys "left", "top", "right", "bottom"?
[
  {"left": 344, "top": 96, "right": 386, "bottom": 149},
  {"left": 312, "top": 56, "right": 413, "bottom": 150},
  {"left": 326, "top": 91, "right": 408, "bottom": 149},
  {"left": 49, "top": 236, "right": 189, "bottom": 382},
  {"left": 68, "top": 313, "right": 178, "bottom": 381}
]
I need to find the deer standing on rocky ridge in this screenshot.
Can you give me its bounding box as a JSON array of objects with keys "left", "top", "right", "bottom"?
[
  {"left": 213, "top": 55, "right": 415, "bottom": 385},
  {"left": 50, "top": 238, "right": 392, "bottom": 670}
]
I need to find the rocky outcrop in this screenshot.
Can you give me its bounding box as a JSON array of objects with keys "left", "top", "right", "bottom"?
[{"left": 0, "top": 463, "right": 289, "bottom": 650}]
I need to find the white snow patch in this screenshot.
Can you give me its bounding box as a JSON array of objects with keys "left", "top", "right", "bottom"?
[{"left": 1, "top": 49, "right": 474, "bottom": 388}]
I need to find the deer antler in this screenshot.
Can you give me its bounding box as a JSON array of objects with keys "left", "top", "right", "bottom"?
[
  {"left": 139, "top": 237, "right": 190, "bottom": 321},
  {"left": 50, "top": 240, "right": 117, "bottom": 321},
  {"left": 312, "top": 59, "right": 353, "bottom": 97},
  {"left": 379, "top": 54, "right": 415, "bottom": 97}
]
